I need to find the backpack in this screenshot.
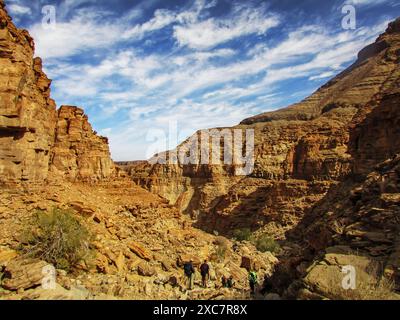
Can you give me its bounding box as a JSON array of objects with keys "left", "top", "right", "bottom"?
[
  {"left": 249, "top": 272, "right": 257, "bottom": 284},
  {"left": 184, "top": 263, "right": 193, "bottom": 276}
]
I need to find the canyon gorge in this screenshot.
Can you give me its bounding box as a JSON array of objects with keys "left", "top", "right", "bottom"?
[{"left": 1, "top": 0, "right": 400, "bottom": 300}]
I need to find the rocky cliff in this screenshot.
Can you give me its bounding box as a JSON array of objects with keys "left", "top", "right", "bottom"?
[
  {"left": 0, "top": 1, "right": 56, "bottom": 186},
  {"left": 50, "top": 106, "right": 115, "bottom": 183},
  {"left": 0, "top": 1, "right": 115, "bottom": 186},
  {"left": 126, "top": 18, "right": 400, "bottom": 242}
]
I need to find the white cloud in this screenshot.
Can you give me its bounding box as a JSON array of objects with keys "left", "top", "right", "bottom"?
[
  {"left": 29, "top": 11, "right": 122, "bottom": 59},
  {"left": 122, "top": 9, "right": 177, "bottom": 40},
  {"left": 7, "top": 3, "right": 31, "bottom": 16},
  {"left": 173, "top": 6, "right": 280, "bottom": 49},
  {"left": 345, "top": 0, "right": 389, "bottom": 5}
]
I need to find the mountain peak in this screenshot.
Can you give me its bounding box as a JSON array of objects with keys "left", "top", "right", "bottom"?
[{"left": 386, "top": 17, "right": 400, "bottom": 34}]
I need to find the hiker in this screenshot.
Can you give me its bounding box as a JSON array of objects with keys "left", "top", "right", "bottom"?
[
  {"left": 227, "top": 276, "right": 235, "bottom": 289},
  {"left": 184, "top": 260, "right": 195, "bottom": 290},
  {"left": 248, "top": 270, "right": 258, "bottom": 294},
  {"left": 221, "top": 275, "right": 227, "bottom": 288},
  {"left": 200, "top": 260, "right": 210, "bottom": 288}
]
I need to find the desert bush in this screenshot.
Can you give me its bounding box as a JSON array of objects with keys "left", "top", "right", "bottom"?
[
  {"left": 252, "top": 235, "right": 281, "bottom": 254},
  {"left": 21, "top": 208, "right": 93, "bottom": 271},
  {"left": 232, "top": 228, "right": 252, "bottom": 242}
]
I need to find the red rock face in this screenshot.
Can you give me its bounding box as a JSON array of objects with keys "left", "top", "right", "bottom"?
[{"left": 0, "top": 3, "right": 114, "bottom": 186}]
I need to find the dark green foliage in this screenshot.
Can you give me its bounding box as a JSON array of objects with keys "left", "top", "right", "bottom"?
[{"left": 21, "top": 208, "right": 93, "bottom": 271}]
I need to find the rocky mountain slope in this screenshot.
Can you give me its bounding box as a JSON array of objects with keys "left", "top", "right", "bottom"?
[
  {"left": 125, "top": 18, "right": 400, "bottom": 298},
  {"left": 0, "top": 0, "right": 275, "bottom": 300}
]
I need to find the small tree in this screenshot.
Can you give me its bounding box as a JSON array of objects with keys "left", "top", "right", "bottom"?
[{"left": 21, "top": 208, "right": 93, "bottom": 272}]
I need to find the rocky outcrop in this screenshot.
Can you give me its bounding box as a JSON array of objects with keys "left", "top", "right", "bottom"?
[
  {"left": 2, "top": 258, "right": 49, "bottom": 291},
  {"left": 0, "top": 2, "right": 56, "bottom": 186},
  {"left": 50, "top": 106, "right": 115, "bottom": 183},
  {"left": 0, "top": 2, "right": 115, "bottom": 186},
  {"left": 283, "top": 153, "right": 400, "bottom": 299}
]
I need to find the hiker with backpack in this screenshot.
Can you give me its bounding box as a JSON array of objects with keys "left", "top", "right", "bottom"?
[
  {"left": 183, "top": 260, "right": 195, "bottom": 290},
  {"left": 227, "top": 276, "right": 235, "bottom": 289},
  {"left": 221, "top": 275, "right": 228, "bottom": 288},
  {"left": 248, "top": 270, "right": 258, "bottom": 294},
  {"left": 199, "top": 260, "right": 210, "bottom": 288}
]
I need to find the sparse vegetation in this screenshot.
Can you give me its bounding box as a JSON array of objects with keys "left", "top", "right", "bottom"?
[
  {"left": 252, "top": 235, "right": 281, "bottom": 254},
  {"left": 232, "top": 228, "right": 252, "bottom": 241},
  {"left": 211, "top": 236, "right": 229, "bottom": 262},
  {"left": 233, "top": 229, "right": 281, "bottom": 254},
  {"left": 21, "top": 208, "right": 93, "bottom": 272}
]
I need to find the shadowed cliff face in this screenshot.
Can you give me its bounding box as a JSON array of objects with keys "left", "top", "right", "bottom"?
[
  {"left": 0, "top": 2, "right": 115, "bottom": 186},
  {"left": 124, "top": 18, "right": 400, "bottom": 240}
]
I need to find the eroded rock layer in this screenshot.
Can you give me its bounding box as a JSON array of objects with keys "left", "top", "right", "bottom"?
[
  {"left": 50, "top": 106, "right": 115, "bottom": 183},
  {"left": 0, "top": 2, "right": 56, "bottom": 186},
  {"left": 0, "top": 2, "right": 114, "bottom": 186}
]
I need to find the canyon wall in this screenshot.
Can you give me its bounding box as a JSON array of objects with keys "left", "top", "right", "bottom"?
[
  {"left": 124, "top": 17, "right": 400, "bottom": 297},
  {"left": 0, "top": 2, "right": 115, "bottom": 186},
  {"left": 0, "top": 2, "right": 56, "bottom": 186},
  {"left": 126, "top": 18, "right": 400, "bottom": 239}
]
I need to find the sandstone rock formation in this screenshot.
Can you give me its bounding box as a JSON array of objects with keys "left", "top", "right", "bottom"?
[
  {"left": 0, "top": 1, "right": 56, "bottom": 186},
  {"left": 50, "top": 106, "right": 115, "bottom": 182},
  {"left": 0, "top": 1, "right": 115, "bottom": 186},
  {"left": 2, "top": 0, "right": 400, "bottom": 300}
]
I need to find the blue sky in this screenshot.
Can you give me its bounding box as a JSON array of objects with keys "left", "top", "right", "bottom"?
[{"left": 4, "top": 0, "right": 400, "bottom": 160}]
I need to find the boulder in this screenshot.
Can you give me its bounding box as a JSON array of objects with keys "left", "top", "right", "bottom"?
[
  {"left": 137, "top": 262, "right": 156, "bottom": 277},
  {"left": 302, "top": 252, "right": 400, "bottom": 300},
  {"left": 0, "top": 248, "right": 18, "bottom": 267},
  {"left": 128, "top": 242, "right": 152, "bottom": 261},
  {"left": 69, "top": 201, "right": 96, "bottom": 216},
  {"left": 20, "top": 283, "right": 91, "bottom": 300},
  {"left": 2, "top": 259, "right": 50, "bottom": 291}
]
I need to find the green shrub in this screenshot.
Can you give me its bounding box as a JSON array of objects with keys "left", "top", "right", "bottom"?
[
  {"left": 21, "top": 208, "right": 93, "bottom": 271},
  {"left": 252, "top": 235, "right": 280, "bottom": 254},
  {"left": 214, "top": 245, "right": 227, "bottom": 262},
  {"left": 232, "top": 228, "right": 252, "bottom": 241}
]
